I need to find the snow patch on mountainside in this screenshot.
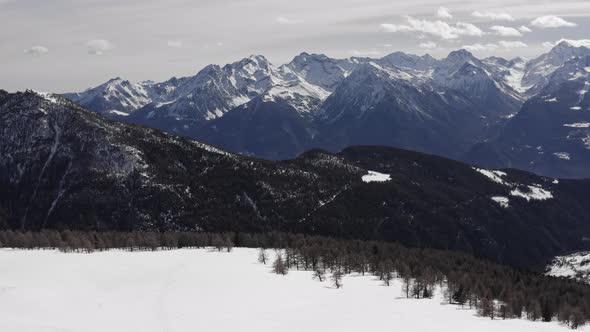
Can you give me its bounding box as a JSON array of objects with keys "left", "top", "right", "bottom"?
[
  {"left": 547, "top": 251, "right": 590, "bottom": 284},
  {"left": 473, "top": 167, "right": 554, "bottom": 201},
  {"left": 491, "top": 196, "right": 510, "bottom": 208},
  {"left": 362, "top": 171, "right": 391, "bottom": 183},
  {"left": 510, "top": 185, "right": 553, "bottom": 201},
  {"left": 564, "top": 123, "right": 590, "bottom": 128},
  {"left": 473, "top": 167, "right": 508, "bottom": 185},
  {"left": 34, "top": 91, "right": 59, "bottom": 104},
  {"left": 553, "top": 152, "right": 571, "bottom": 160}
]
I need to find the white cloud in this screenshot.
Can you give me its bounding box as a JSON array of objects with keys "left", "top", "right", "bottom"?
[
  {"left": 518, "top": 25, "right": 532, "bottom": 33},
  {"left": 542, "top": 39, "right": 590, "bottom": 48},
  {"left": 472, "top": 11, "right": 515, "bottom": 21},
  {"left": 24, "top": 45, "right": 49, "bottom": 56},
  {"left": 437, "top": 7, "right": 453, "bottom": 19},
  {"left": 419, "top": 41, "right": 437, "bottom": 49},
  {"left": 167, "top": 40, "right": 183, "bottom": 48},
  {"left": 490, "top": 25, "right": 522, "bottom": 37},
  {"left": 462, "top": 43, "right": 498, "bottom": 52},
  {"left": 86, "top": 39, "right": 113, "bottom": 55},
  {"left": 499, "top": 40, "right": 528, "bottom": 48},
  {"left": 276, "top": 16, "right": 302, "bottom": 25},
  {"left": 531, "top": 15, "right": 576, "bottom": 28},
  {"left": 381, "top": 17, "right": 483, "bottom": 40},
  {"left": 349, "top": 49, "right": 382, "bottom": 57}
]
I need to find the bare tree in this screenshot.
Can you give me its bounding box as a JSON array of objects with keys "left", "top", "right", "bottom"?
[
  {"left": 258, "top": 248, "right": 268, "bottom": 264},
  {"left": 313, "top": 268, "right": 326, "bottom": 282}
]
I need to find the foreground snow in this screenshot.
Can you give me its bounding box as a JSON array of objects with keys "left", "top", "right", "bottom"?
[{"left": 0, "top": 248, "right": 573, "bottom": 332}]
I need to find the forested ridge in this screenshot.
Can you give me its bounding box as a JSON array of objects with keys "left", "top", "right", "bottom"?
[{"left": 0, "top": 230, "right": 588, "bottom": 329}]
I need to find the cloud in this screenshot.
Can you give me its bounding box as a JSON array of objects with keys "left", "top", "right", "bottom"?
[
  {"left": 462, "top": 43, "right": 498, "bottom": 52},
  {"left": 86, "top": 39, "right": 113, "bottom": 55},
  {"left": 499, "top": 40, "right": 528, "bottom": 48},
  {"left": 518, "top": 25, "right": 532, "bottom": 33},
  {"left": 276, "top": 16, "right": 302, "bottom": 25},
  {"left": 542, "top": 39, "right": 590, "bottom": 48},
  {"left": 472, "top": 11, "right": 515, "bottom": 21},
  {"left": 531, "top": 15, "right": 576, "bottom": 28},
  {"left": 419, "top": 41, "right": 437, "bottom": 49},
  {"left": 349, "top": 49, "right": 382, "bottom": 57},
  {"left": 490, "top": 25, "right": 522, "bottom": 37},
  {"left": 437, "top": 7, "right": 452, "bottom": 19},
  {"left": 381, "top": 17, "right": 483, "bottom": 40},
  {"left": 24, "top": 45, "right": 49, "bottom": 56},
  {"left": 167, "top": 40, "right": 183, "bottom": 48}
]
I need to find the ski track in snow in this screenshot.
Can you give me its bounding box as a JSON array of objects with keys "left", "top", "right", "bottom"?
[
  {"left": 20, "top": 122, "right": 61, "bottom": 230},
  {"left": 0, "top": 248, "right": 577, "bottom": 332}
]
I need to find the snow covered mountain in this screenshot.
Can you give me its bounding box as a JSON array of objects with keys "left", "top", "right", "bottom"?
[
  {"left": 64, "top": 78, "right": 158, "bottom": 117},
  {"left": 432, "top": 50, "right": 523, "bottom": 109},
  {"left": 522, "top": 41, "right": 590, "bottom": 97},
  {"left": 466, "top": 56, "right": 590, "bottom": 178},
  {"left": 5, "top": 90, "right": 590, "bottom": 268},
  {"left": 483, "top": 56, "right": 528, "bottom": 94},
  {"left": 61, "top": 44, "right": 590, "bottom": 177},
  {"left": 281, "top": 52, "right": 361, "bottom": 92},
  {"left": 314, "top": 62, "right": 484, "bottom": 158},
  {"left": 378, "top": 51, "right": 438, "bottom": 73}
]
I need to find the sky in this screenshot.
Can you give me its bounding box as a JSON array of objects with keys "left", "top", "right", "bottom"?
[{"left": 1, "top": 0, "right": 590, "bottom": 93}]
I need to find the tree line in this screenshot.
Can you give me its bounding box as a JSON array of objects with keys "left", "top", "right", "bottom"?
[{"left": 0, "top": 230, "right": 588, "bottom": 329}]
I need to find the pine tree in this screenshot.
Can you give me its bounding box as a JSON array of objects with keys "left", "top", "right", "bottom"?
[
  {"left": 331, "top": 269, "right": 343, "bottom": 289},
  {"left": 272, "top": 253, "right": 287, "bottom": 275}
]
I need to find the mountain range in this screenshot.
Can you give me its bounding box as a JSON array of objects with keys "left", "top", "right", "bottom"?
[
  {"left": 64, "top": 42, "right": 590, "bottom": 178},
  {"left": 3, "top": 90, "right": 590, "bottom": 269}
]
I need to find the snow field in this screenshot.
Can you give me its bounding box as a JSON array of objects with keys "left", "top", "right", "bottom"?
[{"left": 0, "top": 248, "right": 575, "bottom": 332}]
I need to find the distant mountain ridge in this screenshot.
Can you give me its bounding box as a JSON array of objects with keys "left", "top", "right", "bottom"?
[{"left": 64, "top": 41, "right": 590, "bottom": 177}]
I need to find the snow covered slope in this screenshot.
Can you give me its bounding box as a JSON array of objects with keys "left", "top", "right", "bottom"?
[
  {"left": 64, "top": 77, "right": 157, "bottom": 117},
  {"left": 547, "top": 251, "right": 590, "bottom": 283},
  {"left": 0, "top": 248, "right": 574, "bottom": 332}
]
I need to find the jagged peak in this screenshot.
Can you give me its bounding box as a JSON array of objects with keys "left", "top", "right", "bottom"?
[
  {"left": 549, "top": 40, "right": 590, "bottom": 54},
  {"left": 105, "top": 77, "right": 125, "bottom": 85},
  {"left": 290, "top": 52, "right": 331, "bottom": 64},
  {"left": 446, "top": 49, "right": 475, "bottom": 61},
  {"left": 244, "top": 54, "right": 270, "bottom": 66},
  {"left": 553, "top": 39, "right": 590, "bottom": 49}
]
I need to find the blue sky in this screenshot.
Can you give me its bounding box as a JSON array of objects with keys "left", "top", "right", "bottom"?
[{"left": 1, "top": 0, "right": 589, "bottom": 92}]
